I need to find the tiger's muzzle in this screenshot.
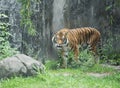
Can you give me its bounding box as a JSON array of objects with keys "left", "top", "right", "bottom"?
[{"left": 56, "top": 44, "right": 63, "bottom": 49}]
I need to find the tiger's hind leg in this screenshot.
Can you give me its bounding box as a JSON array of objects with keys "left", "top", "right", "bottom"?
[
  {"left": 73, "top": 45, "right": 81, "bottom": 65},
  {"left": 90, "top": 45, "right": 100, "bottom": 64}
]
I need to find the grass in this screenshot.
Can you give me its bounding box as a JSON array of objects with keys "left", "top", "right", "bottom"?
[{"left": 0, "top": 61, "right": 120, "bottom": 88}]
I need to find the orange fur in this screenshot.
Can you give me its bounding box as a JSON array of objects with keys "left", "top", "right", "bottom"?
[{"left": 52, "top": 27, "right": 101, "bottom": 68}]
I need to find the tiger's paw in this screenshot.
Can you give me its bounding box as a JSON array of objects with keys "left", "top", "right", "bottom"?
[{"left": 60, "top": 64, "right": 67, "bottom": 69}]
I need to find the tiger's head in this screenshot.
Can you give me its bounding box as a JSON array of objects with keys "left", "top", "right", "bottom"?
[{"left": 52, "top": 29, "right": 69, "bottom": 50}]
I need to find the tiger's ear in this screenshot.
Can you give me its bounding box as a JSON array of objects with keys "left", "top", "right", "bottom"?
[{"left": 52, "top": 31, "right": 57, "bottom": 35}]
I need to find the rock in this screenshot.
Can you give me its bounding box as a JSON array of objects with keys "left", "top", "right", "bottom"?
[{"left": 0, "top": 54, "right": 45, "bottom": 79}]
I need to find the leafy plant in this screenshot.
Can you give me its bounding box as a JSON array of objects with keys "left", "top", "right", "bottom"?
[
  {"left": 0, "top": 14, "right": 18, "bottom": 60},
  {"left": 102, "top": 36, "right": 120, "bottom": 65},
  {"left": 115, "top": 0, "right": 120, "bottom": 7},
  {"left": 56, "top": 47, "right": 95, "bottom": 69},
  {"left": 79, "top": 49, "right": 95, "bottom": 67},
  {"left": 18, "top": 0, "right": 41, "bottom": 35},
  {"left": 68, "top": 48, "right": 95, "bottom": 68},
  {"left": 45, "top": 60, "right": 59, "bottom": 70}
]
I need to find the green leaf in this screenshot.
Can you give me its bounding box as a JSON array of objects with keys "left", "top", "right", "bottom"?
[{"left": 105, "top": 5, "right": 112, "bottom": 11}]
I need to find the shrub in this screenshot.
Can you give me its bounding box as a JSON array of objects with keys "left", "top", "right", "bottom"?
[
  {"left": 0, "top": 14, "right": 18, "bottom": 60},
  {"left": 56, "top": 47, "right": 95, "bottom": 68},
  {"left": 102, "top": 37, "right": 120, "bottom": 65},
  {"left": 67, "top": 48, "right": 95, "bottom": 68}
]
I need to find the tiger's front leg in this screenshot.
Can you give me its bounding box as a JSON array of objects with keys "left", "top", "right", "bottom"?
[{"left": 60, "top": 51, "right": 68, "bottom": 68}]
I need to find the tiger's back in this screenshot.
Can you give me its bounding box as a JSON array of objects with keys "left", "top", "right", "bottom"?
[{"left": 67, "top": 27, "right": 100, "bottom": 51}]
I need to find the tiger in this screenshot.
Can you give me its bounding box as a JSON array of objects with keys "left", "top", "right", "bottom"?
[{"left": 52, "top": 27, "right": 101, "bottom": 68}]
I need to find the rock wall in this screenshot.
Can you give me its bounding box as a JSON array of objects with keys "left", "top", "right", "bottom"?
[{"left": 0, "top": 0, "right": 119, "bottom": 60}]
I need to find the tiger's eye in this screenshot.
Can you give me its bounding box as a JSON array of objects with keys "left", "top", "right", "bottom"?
[{"left": 63, "top": 38, "right": 67, "bottom": 44}]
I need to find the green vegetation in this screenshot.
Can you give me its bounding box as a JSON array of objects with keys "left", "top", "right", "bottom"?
[
  {"left": 0, "top": 14, "right": 18, "bottom": 60},
  {"left": 18, "top": 0, "right": 35, "bottom": 35},
  {"left": 104, "top": 0, "right": 120, "bottom": 65},
  {"left": 115, "top": 0, "right": 120, "bottom": 7},
  {"left": 57, "top": 48, "right": 98, "bottom": 69},
  {"left": 18, "top": 0, "right": 41, "bottom": 35},
  {"left": 0, "top": 61, "right": 119, "bottom": 88},
  {"left": 102, "top": 35, "right": 120, "bottom": 65}
]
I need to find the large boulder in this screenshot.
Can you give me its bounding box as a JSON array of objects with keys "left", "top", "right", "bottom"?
[{"left": 0, "top": 54, "right": 45, "bottom": 79}]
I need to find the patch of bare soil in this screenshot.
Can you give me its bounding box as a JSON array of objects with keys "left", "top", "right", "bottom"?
[
  {"left": 87, "top": 73, "right": 110, "bottom": 77},
  {"left": 88, "top": 64, "right": 120, "bottom": 77},
  {"left": 102, "top": 64, "right": 120, "bottom": 70}
]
